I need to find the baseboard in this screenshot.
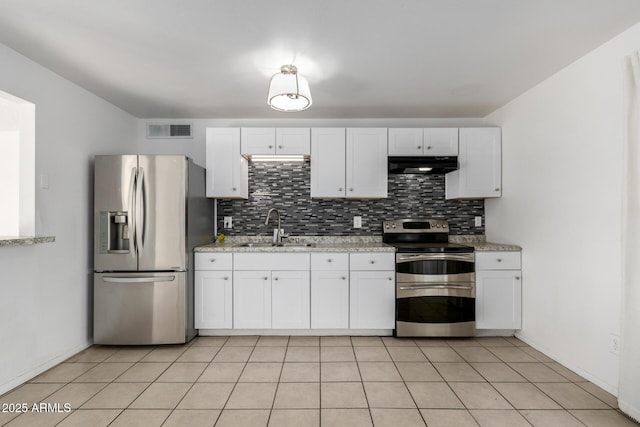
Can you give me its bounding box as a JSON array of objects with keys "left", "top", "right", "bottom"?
[
  {"left": 515, "top": 331, "right": 618, "bottom": 396},
  {"left": 0, "top": 340, "right": 92, "bottom": 396},
  {"left": 619, "top": 401, "right": 640, "bottom": 423},
  {"left": 198, "top": 329, "right": 394, "bottom": 336}
]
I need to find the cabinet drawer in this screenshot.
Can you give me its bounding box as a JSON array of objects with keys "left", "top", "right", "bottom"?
[
  {"left": 234, "top": 253, "right": 310, "bottom": 271},
  {"left": 476, "top": 251, "right": 521, "bottom": 270},
  {"left": 350, "top": 253, "right": 395, "bottom": 271},
  {"left": 311, "top": 253, "right": 349, "bottom": 270},
  {"left": 195, "top": 253, "right": 233, "bottom": 270}
]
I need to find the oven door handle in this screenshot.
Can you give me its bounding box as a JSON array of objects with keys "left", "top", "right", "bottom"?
[
  {"left": 396, "top": 253, "right": 474, "bottom": 263},
  {"left": 398, "top": 283, "right": 474, "bottom": 291}
]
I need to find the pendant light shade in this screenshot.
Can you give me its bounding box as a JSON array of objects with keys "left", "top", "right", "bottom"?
[{"left": 267, "top": 65, "right": 312, "bottom": 112}]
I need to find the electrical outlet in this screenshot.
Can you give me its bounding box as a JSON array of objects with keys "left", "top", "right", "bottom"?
[
  {"left": 354, "top": 216, "right": 362, "bottom": 228},
  {"left": 223, "top": 216, "right": 233, "bottom": 229},
  {"left": 475, "top": 216, "right": 482, "bottom": 227},
  {"left": 610, "top": 334, "right": 620, "bottom": 355}
]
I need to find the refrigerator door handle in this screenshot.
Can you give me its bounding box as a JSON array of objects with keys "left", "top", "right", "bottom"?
[
  {"left": 136, "top": 167, "right": 145, "bottom": 255},
  {"left": 128, "top": 167, "right": 137, "bottom": 257},
  {"left": 102, "top": 276, "right": 176, "bottom": 283}
]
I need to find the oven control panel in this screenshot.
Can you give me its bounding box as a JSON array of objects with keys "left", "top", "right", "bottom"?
[{"left": 383, "top": 219, "right": 449, "bottom": 233}]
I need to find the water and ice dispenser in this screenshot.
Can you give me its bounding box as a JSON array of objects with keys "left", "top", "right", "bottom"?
[{"left": 99, "top": 211, "right": 130, "bottom": 253}]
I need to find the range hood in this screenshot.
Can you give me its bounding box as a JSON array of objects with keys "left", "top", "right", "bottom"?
[{"left": 388, "top": 156, "right": 458, "bottom": 174}]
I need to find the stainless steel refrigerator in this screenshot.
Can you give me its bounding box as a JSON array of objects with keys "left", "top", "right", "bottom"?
[{"left": 93, "top": 155, "right": 213, "bottom": 345}]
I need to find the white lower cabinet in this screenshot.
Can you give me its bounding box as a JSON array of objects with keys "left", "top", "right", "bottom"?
[
  {"left": 233, "top": 253, "right": 310, "bottom": 330},
  {"left": 311, "top": 253, "right": 349, "bottom": 329},
  {"left": 475, "top": 251, "right": 522, "bottom": 330},
  {"left": 349, "top": 253, "right": 395, "bottom": 329},
  {"left": 194, "top": 271, "right": 232, "bottom": 329},
  {"left": 196, "top": 251, "right": 396, "bottom": 332},
  {"left": 272, "top": 270, "right": 311, "bottom": 329},
  {"left": 194, "top": 253, "right": 233, "bottom": 329},
  {"left": 233, "top": 271, "right": 272, "bottom": 329}
]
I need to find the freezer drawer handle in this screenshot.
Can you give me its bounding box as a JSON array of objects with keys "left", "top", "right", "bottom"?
[{"left": 102, "top": 276, "right": 175, "bottom": 283}]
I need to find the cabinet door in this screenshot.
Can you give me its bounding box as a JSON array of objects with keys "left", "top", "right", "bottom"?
[
  {"left": 311, "top": 270, "right": 349, "bottom": 329},
  {"left": 311, "top": 128, "right": 346, "bottom": 198},
  {"left": 241, "top": 128, "right": 276, "bottom": 155},
  {"left": 424, "top": 128, "right": 458, "bottom": 156},
  {"left": 276, "top": 128, "right": 311, "bottom": 155},
  {"left": 195, "top": 270, "right": 232, "bottom": 329},
  {"left": 349, "top": 271, "right": 395, "bottom": 329},
  {"left": 476, "top": 270, "right": 522, "bottom": 329},
  {"left": 233, "top": 271, "right": 271, "bottom": 329},
  {"left": 446, "top": 127, "right": 501, "bottom": 199},
  {"left": 272, "top": 270, "right": 310, "bottom": 329},
  {"left": 388, "top": 128, "right": 423, "bottom": 156},
  {"left": 346, "top": 128, "right": 388, "bottom": 198},
  {"left": 205, "top": 128, "right": 248, "bottom": 199}
]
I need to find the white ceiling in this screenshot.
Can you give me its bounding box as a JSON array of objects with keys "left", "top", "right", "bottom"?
[{"left": 1, "top": 0, "right": 640, "bottom": 119}]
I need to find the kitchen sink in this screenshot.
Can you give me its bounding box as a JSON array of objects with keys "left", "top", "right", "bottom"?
[{"left": 233, "top": 242, "right": 316, "bottom": 248}]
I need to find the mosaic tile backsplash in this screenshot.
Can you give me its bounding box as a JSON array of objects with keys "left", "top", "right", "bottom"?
[{"left": 217, "top": 161, "right": 484, "bottom": 236}]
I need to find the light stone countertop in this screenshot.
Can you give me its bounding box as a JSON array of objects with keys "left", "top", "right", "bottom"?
[
  {"left": 0, "top": 236, "right": 56, "bottom": 248},
  {"left": 450, "top": 235, "right": 522, "bottom": 252},
  {"left": 194, "top": 236, "right": 395, "bottom": 253}
]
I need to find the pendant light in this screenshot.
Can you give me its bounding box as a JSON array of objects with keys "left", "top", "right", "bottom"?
[{"left": 267, "top": 65, "right": 312, "bottom": 112}]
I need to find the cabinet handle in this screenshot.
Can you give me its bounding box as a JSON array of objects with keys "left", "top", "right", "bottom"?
[
  {"left": 349, "top": 188, "right": 354, "bottom": 192},
  {"left": 341, "top": 276, "right": 346, "bottom": 280},
  {"left": 388, "top": 277, "right": 393, "bottom": 281},
  {"left": 338, "top": 188, "right": 343, "bottom": 192},
  {"left": 327, "top": 258, "right": 332, "bottom": 263},
  {"left": 268, "top": 145, "right": 273, "bottom": 149},
  {"left": 417, "top": 146, "right": 422, "bottom": 149},
  {"left": 274, "top": 277, "right": 279, "bottom": 281},
  {"left": 263, "top": 277, "right": 268, "bottom": 280},
  {"left": 427, "top": 146, "right": 432, "bottom": 150},
  {"left": 209, "top": 259, "right": 215, "bottom": 262},
  {"left": 224, "top": 277, "right": 229, "bottom": 280},
  {"left": 278, "top": 145, "right": 283, "bottom": 149},
  {"left": 370, "top": 260, "right": 375, "bottom": 264},
  {"left": 515, "top": 276, "right": 521, "bottom": 280},
  {"left": 495, "top": 188, "right": 500, "bottom": 192},
  {"left": 232, "top": 187, "right": 237, "bottom": 191}
]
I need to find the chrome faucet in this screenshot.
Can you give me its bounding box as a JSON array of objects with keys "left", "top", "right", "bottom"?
[{"left": 265, "top": 208, "right": 289, "bottom": 244}]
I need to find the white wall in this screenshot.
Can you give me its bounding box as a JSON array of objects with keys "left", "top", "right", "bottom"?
[
  {"left": 484, "top": 22, "right": 640, "bottom": 394},
  {"left": 0, "top": 43, "right": 137, "bottom": 394}
]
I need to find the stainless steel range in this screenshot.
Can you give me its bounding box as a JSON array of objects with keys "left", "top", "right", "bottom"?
[{"left": 382, "top": 219, "right": 476, "bottom": 337}]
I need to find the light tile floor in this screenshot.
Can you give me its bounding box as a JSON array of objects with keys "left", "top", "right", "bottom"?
[{"left": 0, "top": 336, "right": 637, "bottom": 426}]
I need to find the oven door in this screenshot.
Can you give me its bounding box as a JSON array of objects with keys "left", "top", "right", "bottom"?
[{"left": 395, "top": 253, "right": 475, "bottom": 337}]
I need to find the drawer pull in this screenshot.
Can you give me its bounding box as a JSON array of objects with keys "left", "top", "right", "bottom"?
[
  {"left": 427, "top": 146, "right": 432, "bottom": 150},
  {"left": 370, "top": 260, "right": 375, "bottom": 264},
  {"left": 338, "top": 188, "right": 343, "bottom": 192},
  {"left": 263, "top": 277, "right": 268, "bottom": 280},
  {"left": 224, "top": 277, "right": 229, "bottom": 281},
  {"left": 327, "top": 259, "right": 332, "bottom": 263},
  {"left": 341, "top": 276, "right": 346, "bottom": 280},
  {"left": 388, "top": 277, "right": 393, "bottom": 281},
  {"left": 278, "top": 145, "right": 283, "bottom": 149},
  {"left": 209, "top": 259, "right": 216, "bottom": 262},
  {"left": 274, "top": 277, "right": 279, "bottom": 281},
  {"left": 268, "top": 145, "right": 273, "bottom": 149},
  {"left": 496, "top": 258, "right": 502, "bottom": 262},
  {"left": 417, "top": 145, "right": 422, "bottom": 149},
  {"left": 515, "top": 276, "right": 520, "bottom": 280}
]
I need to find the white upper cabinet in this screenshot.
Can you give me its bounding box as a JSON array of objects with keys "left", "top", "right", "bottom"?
[
  {"left": 388, "top": 128, "right": 423, "bottom": 155},
  {"left": 240, "top": 128, "right": 275, "bottom": 155},
  {"left": 424, "top": 128, "right": 459, "bottom": 155},
  {"left": 276, "top": 128, "right": 311, "bottom": 155},
  {"left": 311, "top": 128, "right": 347, "bottom": 198},
  {"left": 388, "top": 128, "right": 458, "bottom": 156},
  {"left": 346, "top": 128, "right": 388, "bottom": 198},
  {"left": 241, "top": 128, "right": 310, "bottom": 156},
  {"left": 206, "top": 128, "right": 248, "bottom": 199},
  {"left": 312, "top": 128, "right": 387, "bottom": 199},
  {"left": 445, "top": 127, "right": 501, "bottom": 199}
]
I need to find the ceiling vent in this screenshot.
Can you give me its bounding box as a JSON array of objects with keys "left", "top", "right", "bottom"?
[{"left": 147, "top": 122, "right": 193, "bottom": 139}]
